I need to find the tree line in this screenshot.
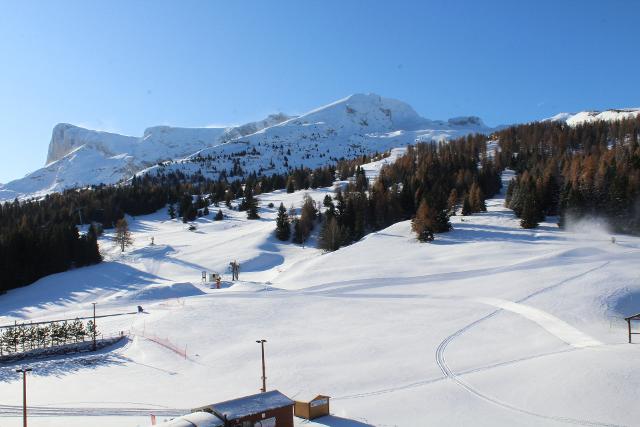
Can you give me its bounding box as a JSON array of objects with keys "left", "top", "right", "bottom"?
[
  {"left": 498, "top": 117, "right": 640, "bottom": 231},
  {"left": 274, "top": 135, "right": 502, "bottom": 249}
]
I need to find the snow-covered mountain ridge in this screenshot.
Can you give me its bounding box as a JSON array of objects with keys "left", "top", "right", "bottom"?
[
  {"left": 0, "top": 114, "right": 292, "bottom": 201},
  {"left": 0, "top": 94, "right": 491, "bottom": 201},
  {"left": 545, "top": 108, "right": 640, "bottom": 126},
  {"left": 7, "top": 95, "right": 636, "bottom": 203},
  {"left": 139, "top": 93, "right": 493, "bottom": 182}
]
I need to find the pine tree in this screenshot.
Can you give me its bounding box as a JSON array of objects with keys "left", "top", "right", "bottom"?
[
  {"left": 214, "top": 209, "right": 224, "bottom": 221},
  {"left": 286, "top": 177, "right": 296, "bottom": 194},
  {"left": 168, "top": 203, "right": 176, "bottom": 219},
  {"left": 447, "top": 188, "right": 458, "bottom": 216},
  {"left": 114, "top": 218, "right": 133, "bottom": 252},
  {"left": 292, "top": 195, "right": 317, "bottom": 244},
  {"left": 461, "top": 193, "right": 473, "bottom": 216},
  {"left": 244, "top": 186, "right": 260, "bottom": 219},
  {"left": 86, "top": 224, "right": 102, "bottom": 264},
  {"left": 520, "top": 194, "right": 540, "bottom": 229},
  {"left": 412, "top": 199, "right": 435, "bottom": 242},
  {"left": 469, "top": 182, "right": 486, "bottom": 212},
  {"left": 86, "top": 319, "right": 99, "bottom": 340},
  {"left": 275, "top": 203, "right": 291, "bottom": 241},
  {"left": 318, "top": 216, "right": 345, "bottom": 251},
  {"left": 323, "top": 195, "right": 336, "bottom": 218}
]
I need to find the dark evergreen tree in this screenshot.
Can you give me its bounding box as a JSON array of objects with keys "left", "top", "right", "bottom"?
[
  {"left": 461, "top": 194, "right": 473, "bottom": 216},
  {"left": 275, "top": 203, "right": 291, "bottom": 241},
  {"left": 318, "top": 216, "right": 345, "bottom": 251},
  {"left": 243, "top": 186, "right": 260, "bottom": 219},
  {"left": 520, "top": 193, "right": 540, "bottom": 229}
]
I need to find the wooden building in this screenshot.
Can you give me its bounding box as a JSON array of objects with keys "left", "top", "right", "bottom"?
[
  {"left": 193, "top": 390, "right": 294, "bottom": 427},
  {"left": 293, "top": 394, "right": 330, "bottom": 420}
]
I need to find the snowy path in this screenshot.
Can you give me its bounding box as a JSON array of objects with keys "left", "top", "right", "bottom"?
[
  {"left": 474, "top": 297, "right": 602, "bottom": 348},
  {"left": 435, "top": 261, "right": 623, "bottom": 427}
]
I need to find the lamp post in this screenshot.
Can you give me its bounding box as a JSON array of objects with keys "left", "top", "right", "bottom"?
[
  {"left": 15, "top": 368, "right": 32, "bottom": 427},
  {"left": 92, "top": 302, "right": 97, "bottom": 351},
  {"left": 256, "top": 339, "right": 267, "bottom": 393}
]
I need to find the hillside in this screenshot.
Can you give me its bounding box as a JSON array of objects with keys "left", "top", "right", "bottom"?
[
  {"left": 142, "top": 93, "right": 491, "bottom": 182},
  {"left": 0, "top": 166, "right": 639, "bottom": 426},
  {"left": 0, "top": 114, "right": 291, "bottom": 201},
  {"left": 0, "top": 94, "right": 491, "bottom": 201}
]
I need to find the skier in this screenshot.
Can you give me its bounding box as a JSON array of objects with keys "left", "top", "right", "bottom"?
[
  {"left": 137, "top": 305, "right": 144, "bottom": 313},
  {"left": 216, "top": 275, "right": 221, "bottom": 289}
]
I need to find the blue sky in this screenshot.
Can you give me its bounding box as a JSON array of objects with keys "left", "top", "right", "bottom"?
[{"left": 0, "top": 0, "right": 639, "bottom": 183}]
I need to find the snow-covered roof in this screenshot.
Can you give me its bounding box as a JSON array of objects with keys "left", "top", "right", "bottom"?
[
  {"left": 205, "top": 390, "right": 293, "bottom": 420},
  {"left": 154, "top": 411, "right": 224, "bottom": 427}
]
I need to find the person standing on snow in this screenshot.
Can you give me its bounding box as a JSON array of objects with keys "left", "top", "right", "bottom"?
[
  {"left": 229, "top": 260, "right": 240, "bottom": 281},
  {"left": 234, "top": 260, "right": 240, "bottom": 280}
]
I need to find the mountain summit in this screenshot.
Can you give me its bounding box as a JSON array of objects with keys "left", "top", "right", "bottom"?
[{"left": 0, "top": 94, "right": 490, "bottom": 201}]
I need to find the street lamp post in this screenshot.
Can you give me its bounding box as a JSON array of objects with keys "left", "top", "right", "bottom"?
[
  {"left": 15, "top": 368, "right": 32, "bottom": 427},
  {"left": 256, "top": 339, "right": 267, "bottom": 393}
]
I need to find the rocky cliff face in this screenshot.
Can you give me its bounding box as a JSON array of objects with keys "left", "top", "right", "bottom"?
[{"left": 46, "top": 124, "right": 137, "bottom": 165}]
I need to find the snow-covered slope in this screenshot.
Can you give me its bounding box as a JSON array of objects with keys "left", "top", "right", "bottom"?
[
  {"left": 141, "top": 93, "right": 492, "bottom": 181},
  {"left": 0, "top": 115, "right": 292, "bottom": 201},
  {"left": 1, "top": 164, "right": 640, "bottom": 426},
  {"left": 545, "top": 108, "right": 640, "bottom": 126}
]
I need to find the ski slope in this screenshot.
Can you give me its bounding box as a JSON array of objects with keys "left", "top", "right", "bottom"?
[{"left": 1, "top": 169, "right": 640, "bottom": 427}]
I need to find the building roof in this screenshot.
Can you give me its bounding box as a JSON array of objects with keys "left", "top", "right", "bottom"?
[
  {"left": 205, "top": 390, "right": 294, "bottom": 421},
  {"left": 155, "top": 411, "right": 224, "bottom": 427}
]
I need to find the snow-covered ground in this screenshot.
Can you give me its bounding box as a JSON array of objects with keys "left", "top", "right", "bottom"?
[{"left": 1, "top": 169, "right": 640, "bottom": 427}]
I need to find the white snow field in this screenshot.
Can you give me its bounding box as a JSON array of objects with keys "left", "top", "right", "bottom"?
[{"left": 1, "top": 170, "right": 640, "bottom": 427}]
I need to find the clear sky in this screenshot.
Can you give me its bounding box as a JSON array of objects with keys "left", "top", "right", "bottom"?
[{"left": 1, "top": 0, "right": 639, "bottom": 183}]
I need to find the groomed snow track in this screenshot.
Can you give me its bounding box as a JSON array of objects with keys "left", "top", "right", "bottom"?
[{"left": 435, "top": 262, "right": 624, "bottom": 427}]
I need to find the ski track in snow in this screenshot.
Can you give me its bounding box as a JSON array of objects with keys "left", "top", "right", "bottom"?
[
  {"left": 474, "top": 297, "right": 602, "bottom": 348},
  {"left": 435, "top": 262, "right": 625, "bottom": 427}
]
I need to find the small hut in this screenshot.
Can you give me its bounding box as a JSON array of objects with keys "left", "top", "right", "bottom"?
[{"left": 293, "top": 394, "right": 330, "bottom": 420}]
